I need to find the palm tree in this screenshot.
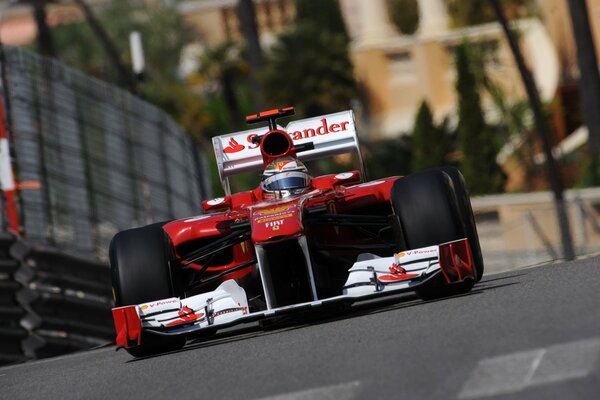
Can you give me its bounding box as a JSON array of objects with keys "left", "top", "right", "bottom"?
[
  {"left": 491, "top": 0, "right": 574, "bottom": 260},
  {"left": 566, "top": 0, "right": 600, "bottom": 153},
  {"left": 198, "top": 42, "right": 247, "bottom": 130}
]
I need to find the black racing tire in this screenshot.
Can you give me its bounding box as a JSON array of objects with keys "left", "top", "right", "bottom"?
[
  {"left": 391, "top": 169, "right": 475, "bottom": 299},
  {"left": 110, "top": 222, "right": 186, "bottom": 357},
  {"left": 440, "top": 166, "right": 484, "bottom": 281}
]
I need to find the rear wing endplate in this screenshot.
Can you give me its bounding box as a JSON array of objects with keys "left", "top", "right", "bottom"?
[{"left": 212, "top": 110, "right": 365, "bottom": 195}]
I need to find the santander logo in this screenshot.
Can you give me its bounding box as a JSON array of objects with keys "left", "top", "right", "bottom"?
[
  {"left": 287, "top": 118, "right": 350, "bottom": 141},
  {"left": 378, "top": 263, "right": 418, "bottom": 283},
  {"left": 222, "top": 118, "right": 350, "bottom": 155},
  {"left": 223, "top": 138, "right": 245, "bottom": 154}
]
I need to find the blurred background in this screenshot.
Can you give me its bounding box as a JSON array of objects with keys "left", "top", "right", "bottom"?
[
  {"left": 1, "top": 0, "right": 600, "bottom": 363},
  {"left": 1, "top": 0, "right": 600, "bottom": 270}
]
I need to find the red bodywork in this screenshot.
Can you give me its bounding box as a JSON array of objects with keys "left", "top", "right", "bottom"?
[
  {"left": 110, "top": 108, "right": 481, "bottom": 352},
  {"left": 162, "top": 108, "right": 401, "bottom": 297},
  {"left": 112, "top": 306, "right": 141, "bottom": 349},
  {"left": 163, "top": 174, "right": 399, "bottom": 283}
]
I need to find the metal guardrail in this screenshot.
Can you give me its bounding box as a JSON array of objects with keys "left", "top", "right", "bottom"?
[
  {"left": 0, "top": 233, "right": 112, "bottom": 366},
  {"left": 472, "top": 187, "right": 600, "bottom": 272},
  {"left": 0, "top": 233, "right": 27, "bottom": 365}
]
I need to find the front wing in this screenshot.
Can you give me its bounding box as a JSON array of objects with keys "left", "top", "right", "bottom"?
[{"left": 112, "top": 238, "right": 474, "bottom": 350}]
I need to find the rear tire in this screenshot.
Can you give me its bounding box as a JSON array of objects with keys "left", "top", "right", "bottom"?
[
  {"left": 391, "top": 169, "right": 476, "bottom": 299},
  {"left": 110, "top": 222, "right": 186, "bottom": 357}
]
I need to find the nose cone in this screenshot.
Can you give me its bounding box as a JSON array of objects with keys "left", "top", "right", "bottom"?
[{"left": 250, "top": 202, "right": 303, "bottom": 244}]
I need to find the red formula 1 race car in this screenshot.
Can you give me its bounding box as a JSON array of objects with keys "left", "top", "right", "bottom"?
[{"left": 111, "top": 107, "right": 483, "bottom": 356}]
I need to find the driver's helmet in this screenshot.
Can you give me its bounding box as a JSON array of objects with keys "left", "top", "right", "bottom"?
[{"left": 261, "top": 156, "right": 312, "bottom": 199}]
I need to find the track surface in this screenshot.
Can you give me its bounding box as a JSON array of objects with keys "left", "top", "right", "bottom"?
[{"left": 2, "top": 258, "right": 600, "bottom": 399}]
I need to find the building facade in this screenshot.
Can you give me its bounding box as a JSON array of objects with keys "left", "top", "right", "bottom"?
[
  {"left": 1, "top": 0, "right": 598, "bottom": 141},
  {"left": 339, "top": 0, "right": 563, "bottom": 138}
]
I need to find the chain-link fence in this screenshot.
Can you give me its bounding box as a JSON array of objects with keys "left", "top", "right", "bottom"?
[{"left": 0, "top": 46, "right": 210, "bottom": 261}]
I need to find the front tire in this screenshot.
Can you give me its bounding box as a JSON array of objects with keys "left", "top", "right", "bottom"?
[
  {"left": 110, "top": 222, "right": 186, "bottom": 357},
  {"left": 391, "top": 169, "right": 477, "bottom": 299}
]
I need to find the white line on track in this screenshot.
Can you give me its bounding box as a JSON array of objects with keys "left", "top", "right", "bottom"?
[
  {"left": 255, "top": 380, "right": 361, "bottom": 400},
  {"left": 459, "top": 337, "right": 600, "bottom": 399}
]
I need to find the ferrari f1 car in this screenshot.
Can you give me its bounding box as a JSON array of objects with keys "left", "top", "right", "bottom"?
[{"left": 111, "top": 107, "right": 484, "bottom": 356}]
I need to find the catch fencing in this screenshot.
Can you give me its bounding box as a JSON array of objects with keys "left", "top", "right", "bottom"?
[
  {"left": 0, "top": 46, "right": 211, "bottom": 365},
  {"left": 0, "top": 45, "right": 210, "bottom": 262}
]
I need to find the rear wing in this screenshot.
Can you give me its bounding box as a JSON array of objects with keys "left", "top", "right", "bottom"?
[{"left": 212, "top": 110, "right": 365, "bottom": 195}]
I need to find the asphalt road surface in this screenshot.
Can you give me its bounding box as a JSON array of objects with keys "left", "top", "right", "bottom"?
[{"left": 2, "top": 258, "right": 600, "bottom": 400}]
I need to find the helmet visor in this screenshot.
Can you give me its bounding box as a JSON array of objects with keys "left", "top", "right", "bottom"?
[{"left": 262, "top": 171, "right": 310, "bottom": 192}]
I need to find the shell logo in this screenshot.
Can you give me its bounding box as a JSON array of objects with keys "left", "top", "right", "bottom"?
[
  {"left": 140, "top": 305, "right": 149, "bottom": 310},
  {"left": 397, "top": 252, "right": 406, "bottom": 258}
]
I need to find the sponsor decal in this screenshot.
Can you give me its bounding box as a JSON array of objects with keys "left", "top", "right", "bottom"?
[
  {"left": 276, "top": 160, "right": 290, "bottom": 171},
  {"left": 246, "top": 134, "right": 260, "bottom": 149},
  {"left": 206, "top": 197, "right": 225, "bottom": 206},
  {"left": 254, "top": 205, "right": 293, "bottom": 216},
  {"left": 213, "top": 306, "right": 248, "bottom": 318},
  {"left": 335, "top": 172, "right": 354, "bottom": 180},
  {"left": 265, "top": 219, "right": 284, "bottom": 230},
  {"left": 389, "top": 263, "right": 406, "bottom": 275},
  {"left": 140, "top": 298, "right": 179, "bottom": 311},
  {"left": 166, "top": 306, "right": 204, "bottom": 327},
  {"left": 223, "top": 118, "right": 351, "bottom": 155},
  {"left": 223, "top": 138, "right": 245, "bottom": 153},
  {"left": 256, "top": 213, "right": 293, "bottom": 224},
  {"left": 378, "top": 263, "right": 418, "bottom": 283},
  {"left": 287, "top": 118, "right": 350, "bottom": 141},
  {"left": 397, "top": 248, "right": 437, "bottom": 257}
]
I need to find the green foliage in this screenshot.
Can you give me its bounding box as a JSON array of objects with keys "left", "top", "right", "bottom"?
[
  {"left": 52, "top": 1, "right": 189, "bottom": 84},
  {"left": 411, "top": 100, "right": 448, "bottom": 171},
  {"left": 462, "top": 38, "right": 540, "bottom": 190},
  {"left": 51, "top": 1, "right": 214, "bottom": 143},
  {"left": 51, "top": 21, "right": 105, "bottom": 76},
  {"left": 363, "top": 136, "right": 412, "bottom": 180},
  {"left": 140, "top": 81, "right": 209, "bottom": 143},
  {"left": 387, "top": 0, "right": 420, "bottom": 35},
  {"left": 576, "top": 151, "right": 600, "bottom": 188},
  {"left": 262, "top": 0, "right": 356, "bottom": 117},
  {"left": 445, "top": 0, "right": 535, "bottom": 27},
  {"left": 295, "top": 0, "right": 349, "bottom": 41},
  {"left": 197, "top": 42, "right": 249, "bottom": 130},
  {"left": 455, "top": 41, "right": 504, "bottom": 194}
]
